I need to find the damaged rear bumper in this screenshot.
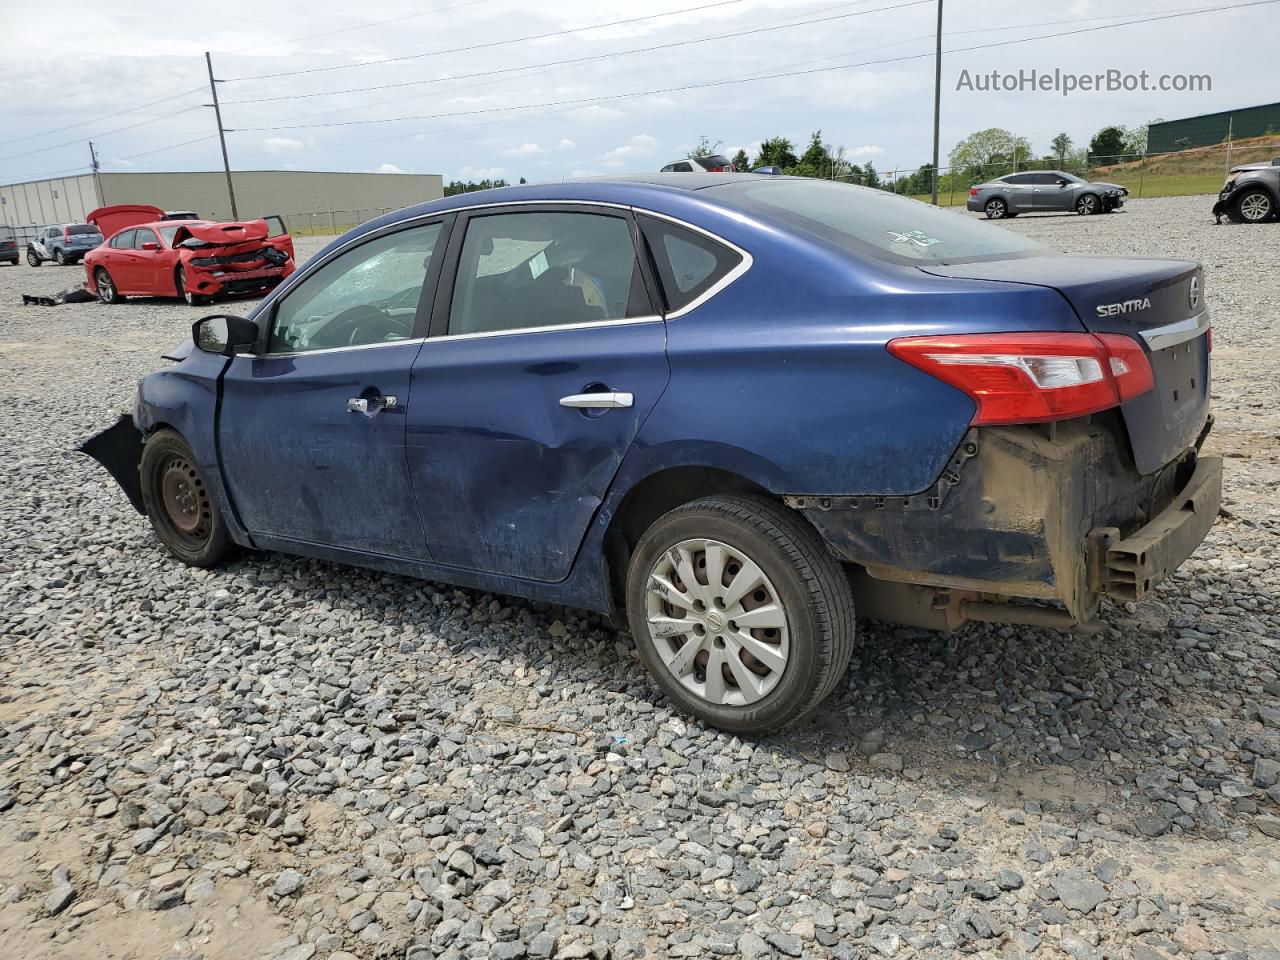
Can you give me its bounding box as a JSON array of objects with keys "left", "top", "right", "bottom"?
[{"left": 786, "top": 416, "right": 1220, "bottom": 628}]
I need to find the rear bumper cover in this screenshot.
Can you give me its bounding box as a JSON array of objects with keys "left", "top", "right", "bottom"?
[{"left": 788, "top": 417, "right": 1219, "bottom": 622}]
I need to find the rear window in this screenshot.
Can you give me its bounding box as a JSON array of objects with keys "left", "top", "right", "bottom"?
[
  {"left": 693, "top": 155, "right": 733, "bottom": 171},
  {"left": 711, "top": 179, "right": 1048, "bottom": 265},
  {"left": 66, "top": 224, "right": 101, "bottom": 237}
]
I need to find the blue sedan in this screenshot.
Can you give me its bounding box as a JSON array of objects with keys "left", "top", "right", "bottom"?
[{"left": 83, "top": 174, "right": 1220, "bottom": 733}]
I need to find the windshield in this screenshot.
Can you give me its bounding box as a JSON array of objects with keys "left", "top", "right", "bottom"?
[{"left": 710, "top": 179, "right": 1049, "bottom": 265}]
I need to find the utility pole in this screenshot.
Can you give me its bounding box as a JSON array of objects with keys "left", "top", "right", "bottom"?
[
  {"left": 930, "top": 0, "right": 943, "bottom": 205},
  {"left": 205, "top": 51, "right": 239, "bottom": 219},
  {"left": 88, "top": 141, "right": 104, "bottom": 205}
]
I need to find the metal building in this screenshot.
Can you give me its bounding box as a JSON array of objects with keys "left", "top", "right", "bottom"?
[
  {"left": 0, "top": 169, "right": 445, "bottom": 233},
  {"left": 1147, "top": 102, "right": 1280, "bottom": 154}
]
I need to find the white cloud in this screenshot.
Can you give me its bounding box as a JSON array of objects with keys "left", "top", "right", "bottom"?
[
  {"left": 571, "top": 169, "right": 599, "bottom": 178},
  {"left": 503, "top": 142, "right": 546, "bottom": 156},
  {"left": 372, "top": 163, "right": 407, "bottom": 174},
  {"left": 263, "top": 136, "right": 305, "bottom": 154},
  {"left": 845, "top": 144, "right": 885, "bottom": 158},
  {"left": 557, "top": 138, "right": 576, "bottom": 150},
  {"left": 602, "top": 133, "right": 659, "bottom": 166},
  {"left": 460, "top": 165, "right": 506, "bottom": 180}
]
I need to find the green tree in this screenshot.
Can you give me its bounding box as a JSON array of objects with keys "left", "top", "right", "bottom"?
[
  {"left": 690, "top": 135, "right": 723, "bottom": 158},
  {"left": 796, "top": 131, "right": 832, "bottom": 177},
  {"left": 1123, "top": 120, "right": 1160, "bottom": 157},
  {"left": 443, "top": 178, "right": 509, "bottom": 196},
  {"left": 731, "top": 148, "right": 750, "bottom": 172},
  {"left": 1050, "top": 132, "right": 1073, "bottom": 163},
  {"left": 1088, "top": 126, "right": 1127, "bottom": 163},
  {"left": 755, "top": 136, "right": 798, "bottom": 170},
  {"left": 949, "top": 128, "right": 1033, "bottom": 182},
  {"left": 862, "top": 162, "right": 880, "bottom": 189}
]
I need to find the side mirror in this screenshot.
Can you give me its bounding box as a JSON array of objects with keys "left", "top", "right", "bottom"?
[
  {"left": 1056, "top": 179, "right": 1069, "bottom": 186},
  {"left": 193, "top": 315, "right": 259, "bottom": 356},
  {"left": 141, "top": 241, "right": 160, "bottom": 251}
]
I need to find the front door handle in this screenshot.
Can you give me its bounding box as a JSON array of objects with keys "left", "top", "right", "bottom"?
[
  {"left": 559, "top": 392, "right": 633, "bottom": 410},
  {"left": 348, "top": 395, "right": 398, "bottom": 414}
]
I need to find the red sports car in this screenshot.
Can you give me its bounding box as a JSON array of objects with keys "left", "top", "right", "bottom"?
[{"left": 83, "top": 204, "right": 295, "bottom": 305}]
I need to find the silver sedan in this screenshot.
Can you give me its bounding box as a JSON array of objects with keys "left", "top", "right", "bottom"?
[{"left": 967, "top": 171, "right": 1127, "bottom": 219}]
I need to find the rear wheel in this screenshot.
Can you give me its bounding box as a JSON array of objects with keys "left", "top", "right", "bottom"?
[
  {"left": 984, "top": 197, "right": 1008, "bottom": 219},
  {"left": 139, "top": 429, "right": 233, "bottom": 567},
  {"left": 625, "top": 494, "right": 855, "bottom": 734},
  {"left": 1229, "top": 188, "right": 1274, "bottom": 224},
  {"left": 26, "top": 249, "right": 41, "bottom": 267},
  {"left": 1076, "top": 193, "right": 1100, "bottom": 215},
  {"left": 95, "top": 268, "right": 120, "bottom": 304},
  {"left": 54, "top": 248, "right": 67, "bottom": 266}
]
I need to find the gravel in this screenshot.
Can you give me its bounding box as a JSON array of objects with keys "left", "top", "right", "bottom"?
[{"left": 1, "top": 196, "right": 1278, "bottom": 959}]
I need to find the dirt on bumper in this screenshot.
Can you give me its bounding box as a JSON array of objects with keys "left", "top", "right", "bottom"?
[{"left": 787, "top": 416, "right": 1219, "bottom": 624}]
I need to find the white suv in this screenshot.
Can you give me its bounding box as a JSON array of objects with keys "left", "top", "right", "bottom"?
[{"left": 660, "top": 155, "right": 736, "bottom": 173}]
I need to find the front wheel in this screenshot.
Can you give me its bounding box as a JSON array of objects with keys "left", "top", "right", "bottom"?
[
  {"left": 984, "top": 197, "right": 1008, "bottom": 219},
  {"left": 27, "top": 249, "right": 41, "bottom": 267},
  {"left": 177, "top": 265, "right": 209, "bottom": 305},
  {"left": 139, "top": 429, "right": 234, "bottom": 567},
  {"left": 1076, "top": 193, "right": 1100, "bottom": 215},
  {"left": 1229, "top": 188, "right": 1274, "bottom": 224},
  {"left": 625, "top": 494, "right": 855, "bottom": 734},
  {"left": 95, "top": 268, "right": 121, "bottom": 304}
]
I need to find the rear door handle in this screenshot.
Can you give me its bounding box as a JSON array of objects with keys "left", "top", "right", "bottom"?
[
  {"left": 559, "top": 392, "right": 633, "bottom": 409},
  {"left": 348, "top": 395, "right": 398, "bottom": 414}
]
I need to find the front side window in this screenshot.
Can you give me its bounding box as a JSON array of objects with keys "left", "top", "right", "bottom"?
[
  {"left": 267, "top": 221, "right": 443, "bottom": 354},
  {"left": 264, "top": 215, "right": 288, "bottom": 238},
  {"left": 158, "top": 225, "right": 181, "bottom": 246},
  {"left": 109, "top": 229, "right": 135, "bottom": 249},
  {"left": 134, "top": 228, "right": 159, "bottom": 249},
  {"left": 639, "top": 216, "right": 742, "bottom": 313},
  {"left": 447, "top": 211, "right": 647, "bottom": 336}
]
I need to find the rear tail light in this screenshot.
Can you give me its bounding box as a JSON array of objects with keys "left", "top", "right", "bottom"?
[
  {"left": 887, "top": 332, "right": 1154, "bottom": 425},
  {"left": 969, "top": 187, "right": 979, "bottom": 196}
]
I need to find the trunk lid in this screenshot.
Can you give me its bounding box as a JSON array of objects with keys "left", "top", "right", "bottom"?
[
  {"left": 920, "top": 256, "right": 1209, "bottom": 474},
  {"left": 86, "top": 203, "right": 166, "bottom": 236}
]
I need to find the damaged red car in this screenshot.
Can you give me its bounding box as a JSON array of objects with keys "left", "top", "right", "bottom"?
[{"left": 83, "top": 204, "right": 295, "bottom": 306}]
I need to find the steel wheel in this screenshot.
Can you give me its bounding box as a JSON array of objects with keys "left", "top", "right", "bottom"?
[
  {"left": 1238, "top": 191, "right": 1272, "bottom": 222},
  {"left": 154, "top": 454, "right": 213, "bottom": 551},
  {"left": 645, "top": 538, "right": 791, "bottom": 707},
  {"left": 1076, "top": 194, "right": 1099, "bottom": 215}
]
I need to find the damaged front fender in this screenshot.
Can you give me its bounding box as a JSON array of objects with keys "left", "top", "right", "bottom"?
[{"left": 78, "top": 414, "right": 145, "bottom": 514}]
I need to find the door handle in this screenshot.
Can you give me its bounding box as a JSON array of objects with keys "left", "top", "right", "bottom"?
[
  {"left": 348, "top": 395, "right": 398, "bottom": 414},
  {"left": 559, "top": 392, "right": 633, "bottom": 409}
]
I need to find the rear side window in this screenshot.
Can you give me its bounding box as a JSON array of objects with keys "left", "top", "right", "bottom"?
[
  {"left": 693, "top": 155, "right": 732, "bottom": 170},
  {"left": 672, "top": 161, "right": 694, "bottom": 172},
  {"left": 109, "top": 230, "right": 136, "bottom": 249},
  {"left": 639, "top": 215, "right": 742, "bottom": 314}
]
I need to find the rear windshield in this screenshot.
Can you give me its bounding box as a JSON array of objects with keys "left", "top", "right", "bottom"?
[
  {"left": 709, "top": 179, "right": 1048, "bottom": 265},
  {"left": 66, "top": 224, "right": 102, "bottom": 236},
  {"left": 694, "top": 155, "right": 733, "bottom": 170}
]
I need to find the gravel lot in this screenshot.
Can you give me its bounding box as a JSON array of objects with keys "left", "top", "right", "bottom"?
[{"left": 1, "top": 195, "right": 1278, "bottom": 960}]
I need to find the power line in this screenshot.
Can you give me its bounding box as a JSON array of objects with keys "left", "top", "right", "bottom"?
[
  {"left": 110, "top": 134, "right": 219, "bottom": 163},
  {"left": 232, "top": 0, "right": 1277, "bottom": 134},
  {"left": 0, "top": 105, "right": 205, "bottom": 164},
  {"left": 0, "top": 87, "right": 205, "bottom": 149},
  {"left": 223, "top": 0, "right": 494, "bottom": 55},
  {"left": 222, "top": 0, "right": 929, "bottom": 107},
  {"left": 225, "top": 0, "right": 750, "bottom": 81}
]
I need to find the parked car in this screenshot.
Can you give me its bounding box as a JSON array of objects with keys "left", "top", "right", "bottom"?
[
  {"left": 26, "top": 223, "right": 104, "bottom": 266},
  {"left": 751, "top": 166, "right": 784, "bottom": 176},
  {"left": 83, "top": 206, "right": 295, "bottom": 305},
  {"left": 660, "top": 155, "right": 735, "bottom": 173},
  {"left": 1212, "top": 158, "right": 1279, "bottom": 223},
  {"left": 967, "top": 171, "right": 1127, "bottom": 219},
  {"left": 81, "top": 175, "right": 1218, "bottom": 733},
  {"left": 0, "top": 225, "right": 17, "bottom": 265}
]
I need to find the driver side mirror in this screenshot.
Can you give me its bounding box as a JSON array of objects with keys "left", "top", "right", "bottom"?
[
  {"left": 193, "top": 315, "right": 259, "bottom": 356},
  {"left": 140, "top": 241, "right": 159, "bottom": 251},
  {"left": 1056, "top": 179, "right": 1069, "bottom": 186}
]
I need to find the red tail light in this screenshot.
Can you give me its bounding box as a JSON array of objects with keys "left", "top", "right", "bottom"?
[
  {"left": 887, "top": 332, "right": 1154, "bottom": 425},
  {"left": 969, "top": 187, "right": 979, "bottom": 196}
]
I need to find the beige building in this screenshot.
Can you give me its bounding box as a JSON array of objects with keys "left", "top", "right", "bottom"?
[{"left": 0, "top": 169, "right": 445, "bottom": 233}]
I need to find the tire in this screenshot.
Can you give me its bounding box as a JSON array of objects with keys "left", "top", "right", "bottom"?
[
  {"left": 26, "top": 249, "right": 41, "bottom": 267},
  {"left": 1230, "top": 188, "right": 1274, "bottom": 224},
  {"left": 625, "top": 493, "right": 856, "bottom": 734},
  {"left": 139, "top": 429, "right": 234, "bottom": 567},
  {"left": 95, "top": 268, "right": 121, "bottom": 303},
  {"left": 54, "top": 248, "right": 67, "bottom": 266},
  {"left": 983, "top": 197, "right": 1008, "bottom": 219},
  {"left": 177, "top": 265, "right": 209, "bottom": 305},
  {"left": 1076, "top": 193, "right": 1100, "bottom": 215}
]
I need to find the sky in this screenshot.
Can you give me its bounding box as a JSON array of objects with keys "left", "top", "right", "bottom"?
[{"left": 0, "top": 0, "right": 1274, "bottom": 187}]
